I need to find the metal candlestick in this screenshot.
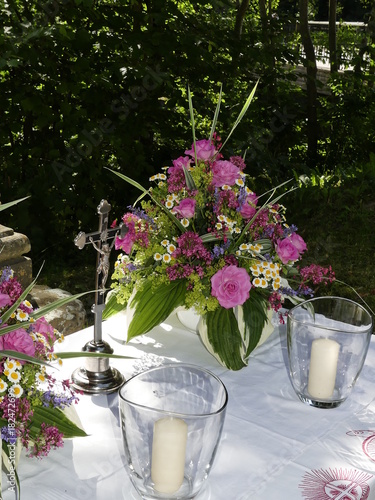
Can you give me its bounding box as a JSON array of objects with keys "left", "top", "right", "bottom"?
[{"left": 71, "top": 199, "right": 125, "bottom": 394}]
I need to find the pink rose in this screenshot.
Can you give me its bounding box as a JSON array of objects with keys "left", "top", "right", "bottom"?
[
  {"left": 33, "top": 317, "right": 56, "bottom": 342},
  {"left": 211, "top": 160, "right": 241, "bottom": 188},
  {"left": 275, "top": 238, "right": 300, "bottom": 264},
  {"left": 0, "top": 328, "right": 35, "bottom": 358},
  {"left": 185, "top": 139, "right": 216, "bottom": 161},
  {"left": 211, "top": 265, "right": 252, "bottom": 309},
  {"left": 0, "top": 293, "right": 11, "bottom": 308},
  {"left": 240, "top": 193, "right": 258, "bottom": 219},
  {"left": 170, "top": 156, "right": 191, "bottom": 170},
  {"left": 289, "top": 233, "right": 307, "bottom": 254},
  {"left": 172, "top": 198, "right": 196, "bottom": 219}
]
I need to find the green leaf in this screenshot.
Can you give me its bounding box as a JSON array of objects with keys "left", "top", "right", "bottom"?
[
  {"left": 103, "top": 290, "right": 125, "bottom": 320},
  {"left": 127, "top": 280, "right": 186, "bottom": 340},
  {"left": 242, "top": 293, "right": 269, "bottom": 358},
  {"left": 204, "top": 308, "right": 247, "bottom": 371},
  {"left": 183, "top": 166, "right": 197, "bottom": 191},
  {"left": 29, "top": 407, "right": 87, "bottom": 439}
]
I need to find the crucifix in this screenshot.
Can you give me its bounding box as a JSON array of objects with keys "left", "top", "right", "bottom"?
[{"left": 71, "top": 199, "right": 126, "bottom": 394}]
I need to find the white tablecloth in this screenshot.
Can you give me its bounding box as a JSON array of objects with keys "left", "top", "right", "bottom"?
[{"left": 5, "top": 312, "right": 375, "bottom": 500}]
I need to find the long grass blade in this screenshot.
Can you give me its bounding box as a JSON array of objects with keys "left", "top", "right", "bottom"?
[
  {"left": 107, "top": 168, "right": 186, "bottom": 233},
  {"left": 187, "top": 85, "right": 198, "bottom": 167},
  {"left": 0, "top": 196, "right": 30, "bottom": 212},
  {"left": 57, "top": 351, "right": 134, "bottom": 360},
  {"left": 0, "top": 350, "right": 52, "bottom": 367},
  {"left": 0, "top": 290, "right": 94, "bottom": 337},
  {"left": 105, "top": 168, "right": 148, "bottom": 194},
  {"left": 209, "top": 84, "right": 223, "bottom": 141},
  {"left": 220, "top": 80, "right": 259, "bottom": 152}
]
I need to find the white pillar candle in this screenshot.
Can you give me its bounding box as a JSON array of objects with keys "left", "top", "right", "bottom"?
[
  {"left": 151, "top": 417, "right": 188, "bottom": 494},
  {"left": 308, "top": 338, "right": 340, "bottom": 399}
]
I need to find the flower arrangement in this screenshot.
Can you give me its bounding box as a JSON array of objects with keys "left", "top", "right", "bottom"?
[
  {"left": 104, "top": 85, "right": 335, "bottom": 370},
  {"left": 0, "top": 266, "right": 86, "bottom": 496}
]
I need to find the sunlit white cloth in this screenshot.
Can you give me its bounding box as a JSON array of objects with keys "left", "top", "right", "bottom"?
[{"left": 5, "top": 311, "right": 375, "bottom": 500}]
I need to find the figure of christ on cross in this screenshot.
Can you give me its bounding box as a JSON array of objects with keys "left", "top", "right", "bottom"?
[{"left": 88, "top": 236, "right": 116, "bottom": 295}]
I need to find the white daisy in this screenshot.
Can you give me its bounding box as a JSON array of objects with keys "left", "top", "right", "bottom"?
[
  {"left": 0, "top": 380, "right": 8, "bottom": 393},
  {"left": 9, "top": 384, "right": 23, "bottom": 399}
]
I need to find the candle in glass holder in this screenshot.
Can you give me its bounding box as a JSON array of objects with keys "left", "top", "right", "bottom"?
[
  {"left": 151, "top": 417, "right": 188, "bottom": 494},
  {"left": 308, "top": 338, "right": 340, "bottom": 399}
]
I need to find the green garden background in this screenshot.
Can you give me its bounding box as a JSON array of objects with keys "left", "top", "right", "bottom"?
[{"left": 1, "top": 0, "right": 374, "bottom": 320}]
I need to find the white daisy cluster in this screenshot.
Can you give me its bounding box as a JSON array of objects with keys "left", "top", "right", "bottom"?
[
  {"left": 154, "top": 239, "right": 176, "bottom": 263},
  {"left": 0, "top": 359, "right": 24, "bottom": 399},
  {"left": 149, "top": 172, "right": 167, "bottom": 188},
  {"left": 250, "top": 260, "right": 281, "bottom": 290},
  {"left": 216, "top": 214, "right": 241, "bottom": 235},
  {"left": 236, "top": 242, "right": 263, "bottom": 258}
]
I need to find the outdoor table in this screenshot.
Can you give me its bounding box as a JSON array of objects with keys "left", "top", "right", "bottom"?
[{"left": 7, "top": 311, "right": 375, "bottom": 500}]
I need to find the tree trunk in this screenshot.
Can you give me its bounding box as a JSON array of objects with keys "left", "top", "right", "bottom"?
[
  {"left": 299, "top": 0, "right": 318, "bottom": 163},
  {"left": 234, "top": 0, "right": 250, "bottom": 39},
  {"left": 259, "top": 0, "right": 268, "bottom": 43},
  {"left": 329, "top": 0, "right": 338, "bottom": 72},
  {"left": 368, "top": 3, "right": 375, "bottom": 87}
]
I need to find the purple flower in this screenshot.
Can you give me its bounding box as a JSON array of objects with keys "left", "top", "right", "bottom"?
[
  {"left": 0, "top": 267, "right": 13, "bottom": 284},
  {"left": 229, "top": 155, "right": 247, "bottom": 170},
  {"left": 1, "top": 425, "right": 17, "bottom": 444},
  {"left": 167, "top": 157, "right": 190, "bottom": 192},
  {"left": 211, "top": 265, "right": 252, "bottom": 309},
  {"left": 172, "top": 232, "right": 212, "bottom": 264},
  {"left": 0, "top": 276, "right": 22, "bottom": 301},
  {"left": 0, "top": 293, "right": 11, "bottom": 308}
]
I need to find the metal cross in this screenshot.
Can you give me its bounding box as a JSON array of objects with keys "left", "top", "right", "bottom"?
[
  {"left": 74, "top": 199, "right": 126, "bottom": 343},
  {"left": 71, "top": 199, "right": 126, "bottom": 394}
]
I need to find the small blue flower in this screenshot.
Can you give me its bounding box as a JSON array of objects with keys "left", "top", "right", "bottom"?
[{"left": 1, "top": 425, "right": 17, "bottom": 445}]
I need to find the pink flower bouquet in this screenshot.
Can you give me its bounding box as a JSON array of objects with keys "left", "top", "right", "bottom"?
[
  {"left": 0, "top": 267, "right": 86, "bottom": 496},
  {"left": 104, "top": 86, "right": 335, "bottom": 370}
]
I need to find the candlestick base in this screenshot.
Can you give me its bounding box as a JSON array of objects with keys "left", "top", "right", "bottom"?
[
  {"left": 71, "top": 340, "right": 125, "bottom": 395},
  {"left": 71, "top": 365, "right": 124, "bottom": 395}
]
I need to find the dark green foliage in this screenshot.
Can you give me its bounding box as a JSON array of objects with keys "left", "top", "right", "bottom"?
[{"left": 0, "top": 0, "right": 374, "bottom": 318}]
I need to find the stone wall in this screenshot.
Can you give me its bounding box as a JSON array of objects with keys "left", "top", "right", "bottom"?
[
  {"left": 0, "top": 224, "right": 32, "bottom": 288},
  {"left": 0, "top": 224, "right": 87, "bottom": 335}
]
